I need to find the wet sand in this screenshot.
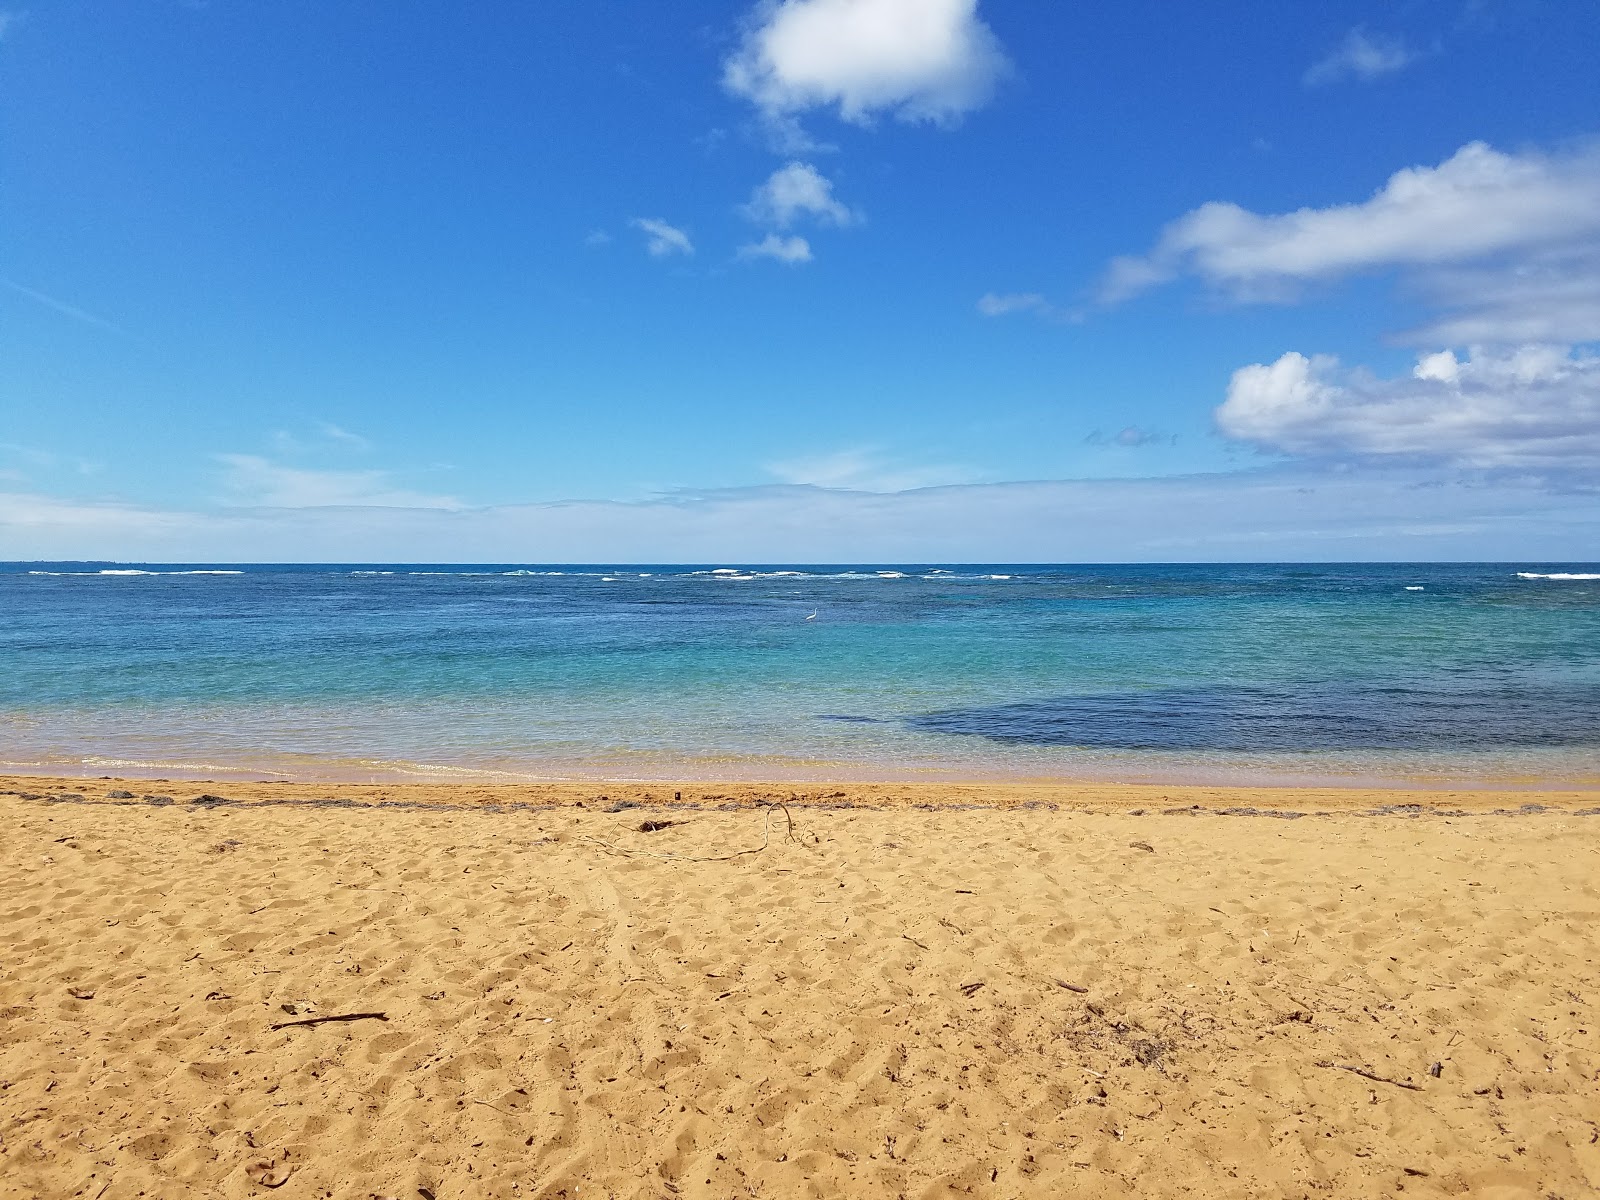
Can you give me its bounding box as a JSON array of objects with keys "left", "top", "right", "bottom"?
[{"left": 2, "top": 775, "right": 1598, "bottom": 1198}]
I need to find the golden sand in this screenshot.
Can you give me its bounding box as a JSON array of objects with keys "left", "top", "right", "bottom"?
[{"left": 2, "top": 775, "right": 1598, "bottom": 1198}]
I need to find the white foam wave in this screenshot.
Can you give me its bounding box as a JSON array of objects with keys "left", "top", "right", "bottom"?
[
  {"left": 27, "top": 569, "right": 243, "bottom": 576},
  {"left": 1404, "top": 586, "right": 1424, "bottom": 591},
  {"left": 79, "top": 754, "right": 252, "bottom": 772},
  {"left": 1517, "top": 572, "right": 1600, "bottom": 580},
  {"left": 164, "top": 566, "right": 1050, "bottom": 583}
]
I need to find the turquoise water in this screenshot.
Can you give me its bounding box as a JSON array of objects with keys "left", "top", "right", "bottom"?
[{"left": 2, "top": 562, "right": 1598, "bottom": 786}]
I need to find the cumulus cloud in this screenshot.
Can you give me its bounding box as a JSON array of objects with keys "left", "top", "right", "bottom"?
[
  {"left": 739, "top": 234, "right": 814, "bottom": 264},
  {"left": 1304, "top": 27, "right": 1416, "bottom": 86},
  {"left": 629, "top": 217, "right": 694, "bottom": 258},
  {"left": 724, "top": 0, "right": 1009, "bottom": 127},
  {"left": 216, "top": 455, "right": 459, "bottom": 509},
  {"left": 1100, "top": 141, "right": 1600, "bottom": 310},
  {"left": 744, "top": 162, "right": 856, "bottom": 227},
  {"left": 1217, "top": 345, "right": 1600, "bottom": 470}
]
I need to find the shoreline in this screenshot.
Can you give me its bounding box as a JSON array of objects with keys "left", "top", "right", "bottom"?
[
  {"left": 6, "top": 771, "right": 1599, "bottom": 813},
  {"left": 8, "top": 752, "right": 1599, "bottom": 793}
]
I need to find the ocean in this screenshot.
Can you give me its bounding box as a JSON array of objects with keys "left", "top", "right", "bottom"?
[{"left": 3, "top": 562, "right": 1598, "bottom": 787}]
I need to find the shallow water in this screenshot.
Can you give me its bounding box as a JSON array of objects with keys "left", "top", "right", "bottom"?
[{"left": 3, "top": 562, "right": 1598, "bottom": 786}]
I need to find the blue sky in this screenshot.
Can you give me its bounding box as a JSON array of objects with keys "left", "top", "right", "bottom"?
[{"left": 2, "top": 0, "right": 1598, "bottom": 560}]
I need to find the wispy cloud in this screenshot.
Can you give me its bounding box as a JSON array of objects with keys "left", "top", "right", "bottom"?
[
  {"left": 1085, "top": 427, "right": 1175, "bottom": 448},
  {"left": 724, "top": 0, "right": 1010, "bottom": 130},
  {"left": 0, "top": 11, "right": 23, "bottom": 41},
  {"left": 2, "top": 278, "right": 125, "bottom": 335},
  {"left": 975, "top": 291, "right": 1081, "bottom": 322},
  {"left": 977, "top": 291, "right": 1047, "bottom": 317},
  {"left": 765, "top": 447, "right": 979, "bottom": 491},
  {"left": 629, "top": 217, "right": 694, "bottom": 258},
  {"left": 7, "top": 468, "right": 1596, "bottom": 563},
  {"left": 1304, "top": 27, "right": 1417, "bottom": 86},
  {"left": 267, "top": 423, "right": 373, "bottom": 456},
  {"left": 215, "top": 455, "right": 458, "bottom": 509},
  {"left": 317, "top": 422, "right": 371, "bottom": 451},
  {"left": 0, "top": 441, "right": 100, "bottom": 478},
  {"left": 738, "top": 234, "right": 814, "bottom": 265}
]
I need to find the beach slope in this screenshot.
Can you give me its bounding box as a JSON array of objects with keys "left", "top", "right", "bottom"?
[{"left": 2, "top": 782, "right": 1597, "bottom": 1198}]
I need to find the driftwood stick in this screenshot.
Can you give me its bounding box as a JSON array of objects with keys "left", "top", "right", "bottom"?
[
  {"left": 1315, "top": 1061, "right": 1423, "bottom": 1091},
  {"left": 581, "top": 801, "right": 800, "bottom": 863},
  {"left": 271, "top": 1011, "right": 389, "bottom": 1031}
]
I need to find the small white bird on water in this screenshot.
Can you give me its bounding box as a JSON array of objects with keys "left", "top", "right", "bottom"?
[{"left": 805, "top": 610, "right": 817, "bottom": 620}]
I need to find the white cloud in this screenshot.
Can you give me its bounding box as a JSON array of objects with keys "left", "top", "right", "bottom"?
[
  {"left": 6, "top": 469, "right": 1597, "bottom": 563},
  {"left": 629, "top": 217, "right": 694, "bottom": 258},
  {"left": 1304, "top": 27, "right": 1416, "bottom": 86},
  {"left": 766, "top": 447, "right": 978, "bottom": 491},
  {"left": 976, "top": 291, "right": 1045, "bottom": 316},
  {"left": 584, "top": 229, "right": 613, "bottom": 247},
  {"left": 975, "top": 291, "right": 1083, "bottom": 323},
  {"left": 744, "top": 162, "right": 856, "bottom": 227},
  {"left": 216, "top": 455, "right": 459, "bottom": 509},
  {"left": 1100, "top": 141, "right": 1600, "bottom": 309},
  {"left": 267, "top": 423, "right": 373, "bottom": 456},
  {"left": 739, "top": 234, "right": 814, "bottom": 264},
  {"left": 1217, "top": 345, "right": 1600, "bottom": 470},
  {"left": 317, "top": 422, "right": 370, "bottom": 451},
  {"left": 724, "top": 0, "right": 1009, "bottom": 127},
  {"left": 1403, "top": 245, "right": 1600, "bottom": 346}
]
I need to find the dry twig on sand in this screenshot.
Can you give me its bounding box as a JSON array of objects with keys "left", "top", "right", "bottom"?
[
  {"left": 580, "top": 801, "right": 802, "bottom": 863},
  {"left": 1315, "top": 1061, "right": 1423, "bottom": 1090},
  {"left": 270, "top": 1011, "right": 388, "bottom": 1031}
]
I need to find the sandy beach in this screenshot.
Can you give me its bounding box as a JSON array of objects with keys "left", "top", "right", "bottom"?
[{"left": 2, "top": 776, "right": 1598, "bottom": 1198}]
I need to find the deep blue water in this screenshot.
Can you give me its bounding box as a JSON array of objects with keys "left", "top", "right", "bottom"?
[{"left": 2, "top": 562, "right": 1598, "bottom": 785}]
